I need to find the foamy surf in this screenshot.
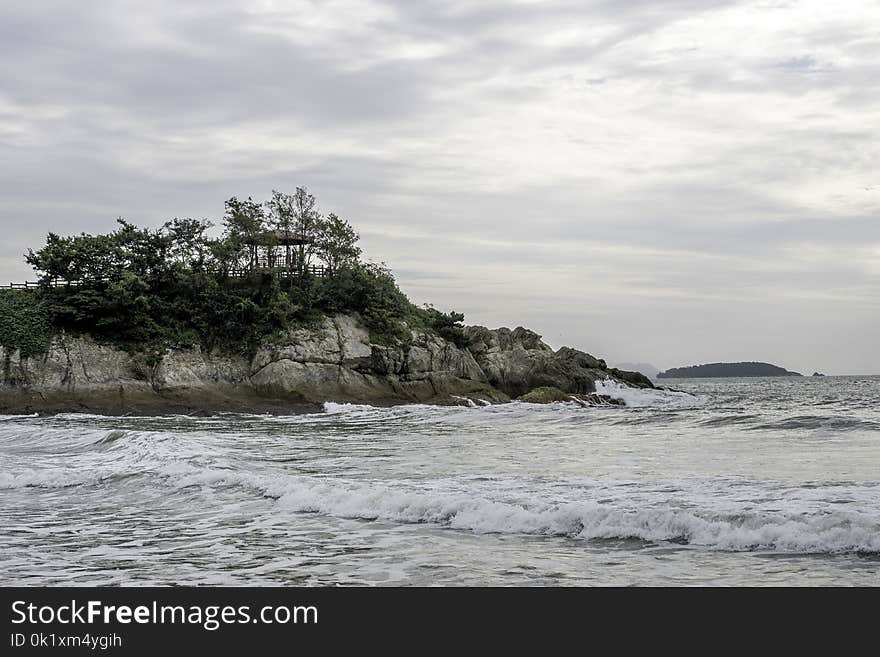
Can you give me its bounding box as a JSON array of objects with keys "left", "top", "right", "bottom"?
[
  {"left": 4, "top": 454, "right": 878, "bottom": 554},
  {"left": 137, "top": 463, "right": 880, "bottom": 556},
  {"left": 594, "top": 379, "right": 702, "bottom": 408},
  {"left": 258, "top": 475, "right": 880, "bottom": 554},
  {"left": 2, "top": 375, "right": 879, "bottom": 585}
]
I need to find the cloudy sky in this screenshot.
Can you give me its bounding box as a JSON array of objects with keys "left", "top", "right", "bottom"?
[{"left": 2, "top": 0, "right": 878, "bottom": 374}]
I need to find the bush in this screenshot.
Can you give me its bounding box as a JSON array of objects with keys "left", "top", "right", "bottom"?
[
  {"left": 0, "top": 290, "right": 54, "bottom": 356},
  {"left": 315, "top": 263, "right": 416, "bottom": 343},
  {"left": 41, "top": 270, "right": 309, "bottom": 355},
  {"left": 18, "top": 190, "right": 467, "bottom": 355},
  {"left": 419, "top": 305, "right": 467, "bottom": 347}
]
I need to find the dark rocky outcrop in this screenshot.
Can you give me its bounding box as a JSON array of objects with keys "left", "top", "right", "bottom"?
[
  {"left": 463, "top": 325, "right": 651, "bottom": 398},
  {"left": 0, "top": 315, "right": 651, "bottom": 414},
  {"left": 516, "top": 386, "right": 625, "bottom": 407}
]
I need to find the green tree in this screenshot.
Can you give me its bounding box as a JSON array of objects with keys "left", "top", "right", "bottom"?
[
  {"left": 20, "top": 187, "right": 467, "bottom": 356},
  {"left": 266, "top": 187, "right": 322, "bottom": 275},
  {"left": 291, "top": 187, "right": 320, "bottom": 274},
  {"left": 265, "top": 190, "right": 295, "bottom": 273},
  {"left": 314, "top": 213, "right": 361, "bottom": 274},
  {"left": 25, "top": 232, "right": 80, "bottom": 284},
  {"left": 164, "top": 218, "right": 212, "bottom": 270},
  {"left": 223, "top": 197, "right": 266, "bottom": 270}
]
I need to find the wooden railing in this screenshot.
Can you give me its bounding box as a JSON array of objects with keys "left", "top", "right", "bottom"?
[
  {"left": 1, "top": 279, "right": 93, "bottom": 290},
  {"left": 2, "top": 266, "right": 331, "bottom": 291},
  {"left": 1, "top": 280, "right": 62, "bottom": 290},
  {"left": 225, "top": 265, "right": 330, "bottom": 278}
]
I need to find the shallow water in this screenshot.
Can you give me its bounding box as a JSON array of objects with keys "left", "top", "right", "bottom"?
[{"left": 1, "top": 376, "right": 878, "bottom": 585}]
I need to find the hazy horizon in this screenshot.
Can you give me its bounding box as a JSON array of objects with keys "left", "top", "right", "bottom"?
[{"left": 2, "top": 1, "right": 877, "bottom": 375}]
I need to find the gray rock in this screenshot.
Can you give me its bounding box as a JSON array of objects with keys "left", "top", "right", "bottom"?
[
  {"left": 461, "top": 325, "right": 635, "bottom": 397},
  {"left": 0, "top": 313, "right": 647, "bottom": 413}
]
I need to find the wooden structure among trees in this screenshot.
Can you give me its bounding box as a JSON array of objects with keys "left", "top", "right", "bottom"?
[
  {"left": 239, "top": 228, "right": 329, "bottom": 277},
  {"left": 4, "top": 187, "right": 467, "bottom": 355}
]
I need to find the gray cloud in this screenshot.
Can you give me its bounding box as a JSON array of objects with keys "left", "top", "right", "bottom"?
[{"left": 1, "top": 0, "right": 878, "bottom": 373}]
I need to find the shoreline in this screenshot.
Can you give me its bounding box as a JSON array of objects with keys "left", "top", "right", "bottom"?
[{"left": 1, "top": 315, "right": 654, "bottom": 417}]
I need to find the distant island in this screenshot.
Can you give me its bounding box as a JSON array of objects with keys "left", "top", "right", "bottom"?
[
  {"left": 614, "top": 362, "right": 660, "bottom": 379},
  {"left": 657, "top": 362, "right": 802, "bottom": 378}
]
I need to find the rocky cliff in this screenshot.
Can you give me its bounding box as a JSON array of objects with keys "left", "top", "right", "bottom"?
[{"left": 0, "top": 314, "right": 651, "bottom": 414}]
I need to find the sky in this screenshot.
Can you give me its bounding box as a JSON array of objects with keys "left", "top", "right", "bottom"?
[{"left": 1, "top": 0, "right": 878, "bottom": 374}]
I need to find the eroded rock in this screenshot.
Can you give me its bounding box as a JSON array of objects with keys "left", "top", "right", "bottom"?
[{"left": 0, "top": 313, "right": 646, "bottom": 413}]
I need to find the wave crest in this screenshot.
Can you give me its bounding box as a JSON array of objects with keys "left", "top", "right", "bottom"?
[
  {"left": 256, "top": 476, "right": 880, "bottom": 555},
  {"left": 594, "top": 379, "right": 702, "bottom": 408}
]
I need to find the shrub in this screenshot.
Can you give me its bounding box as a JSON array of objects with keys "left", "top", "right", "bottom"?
[
  {"left": 18, "top": 190, "right": 466, "bottom": 355},
  {"left": 0, "top": 289, "right": 54, "bottom": 356}
]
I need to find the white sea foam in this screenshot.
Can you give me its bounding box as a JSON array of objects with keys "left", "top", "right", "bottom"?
[
  {"left": 3, "top": 376, "right": 880, "bottom": 586},
  {"left": 139, "top": 466, "right": 879, "bottom": 555},
  {"left": 595, "top": 379, "right": 702, "bottom": 408},
  {"left": 322, "top": 401, "right": 380, "bottom": 414},
  {"left": 259, "top": 476, "right": 880, "bottom": 554},
  {"left": 6, "top": 454, "right": 878, "bottom": 554}
]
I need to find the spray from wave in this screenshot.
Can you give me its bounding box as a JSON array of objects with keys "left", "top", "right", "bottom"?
[{"left": 594, "top": 379, "right": 702, "bottom": 408}]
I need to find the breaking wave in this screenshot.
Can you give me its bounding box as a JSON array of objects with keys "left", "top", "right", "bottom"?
[
  {"left": 5, "top": 442, "right": 876, "bottom": 555},
  {"left": 594, "top": 379, "right": 702, "bottom": 408},
  {"left": 3, "top": 374, "right": 879, "bottom": 584},
  {"left": 253, "top": 475, "right": 880, "bottom": 555}
]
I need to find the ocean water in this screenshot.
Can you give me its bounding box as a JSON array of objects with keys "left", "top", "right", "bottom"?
[{"left": 1, "top": 376, "right": 878, "bottom": 586}]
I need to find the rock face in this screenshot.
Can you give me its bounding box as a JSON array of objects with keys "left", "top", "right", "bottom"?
[
  {"left": 0, "top": 314, "right": 651, "bottom": 413},
  {"left": 249, "top": 315, "right": 501, "bottom": 406},
  {"left": 462, "top": 326, "right": 651, "bottom": 397}
]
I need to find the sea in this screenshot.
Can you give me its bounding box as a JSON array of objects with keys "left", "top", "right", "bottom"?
[{"left": 1, "top": 376, "right": 878, "bottom": 586}]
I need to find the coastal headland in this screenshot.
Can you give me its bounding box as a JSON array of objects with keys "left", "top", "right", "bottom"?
[{"left": 0, "top": 188, "right": 651, "bottom": 414}]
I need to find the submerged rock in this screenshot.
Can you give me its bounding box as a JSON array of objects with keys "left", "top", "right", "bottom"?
[
  {"left": 516, "top": 386, "right": 626, "bottom": 406},
  {"left": 517, "top": 386, "right": 572, "bottom": 403},
  {"left": 572, "top": 393, "right": 625, "bottom": 407}
]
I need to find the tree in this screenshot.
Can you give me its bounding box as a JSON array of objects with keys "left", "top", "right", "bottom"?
[
  {"left": 223, "top": 197, "right": 266, "bottom": 270},
  {"left": 314, "top": 213, "right": 361, "bottom": 273},
  {"left": 112, "top": 218, "right": 172, "bottom": 278},
  {"left": 164, "top": 218, "right": 212, "bottom": 270},
  {"left": 264, "top": 190, "right": 293, "bottom": 271},
  {"left": 266, "top": 187, "right": 321, "bottom": 275},
  {"left": 291, "top": 187, "right": 320, "bottom": 274},
  {"left": 25, "top": 232, "right": 79, "bottom": 284},
  {"left": 21, "top": 187, "right": 464, "bottom": 355},
  {"left": 24, "top": 219, "right": 163, "bottom": 284}
]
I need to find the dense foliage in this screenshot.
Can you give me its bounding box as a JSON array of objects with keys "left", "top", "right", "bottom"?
[
  {"left": 16, "top": 188, "right": 464, "bottom": 355},
  {"left": 0, "top": 290, "right": 53, "bottom": 357}
]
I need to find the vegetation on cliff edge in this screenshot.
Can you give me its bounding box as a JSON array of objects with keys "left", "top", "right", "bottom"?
[
  {"left": 0, "top": 290, "right": 53, "bottom": 357},
  {"left": 8, "top": 188, "right": 465, "bottom": 356}
]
